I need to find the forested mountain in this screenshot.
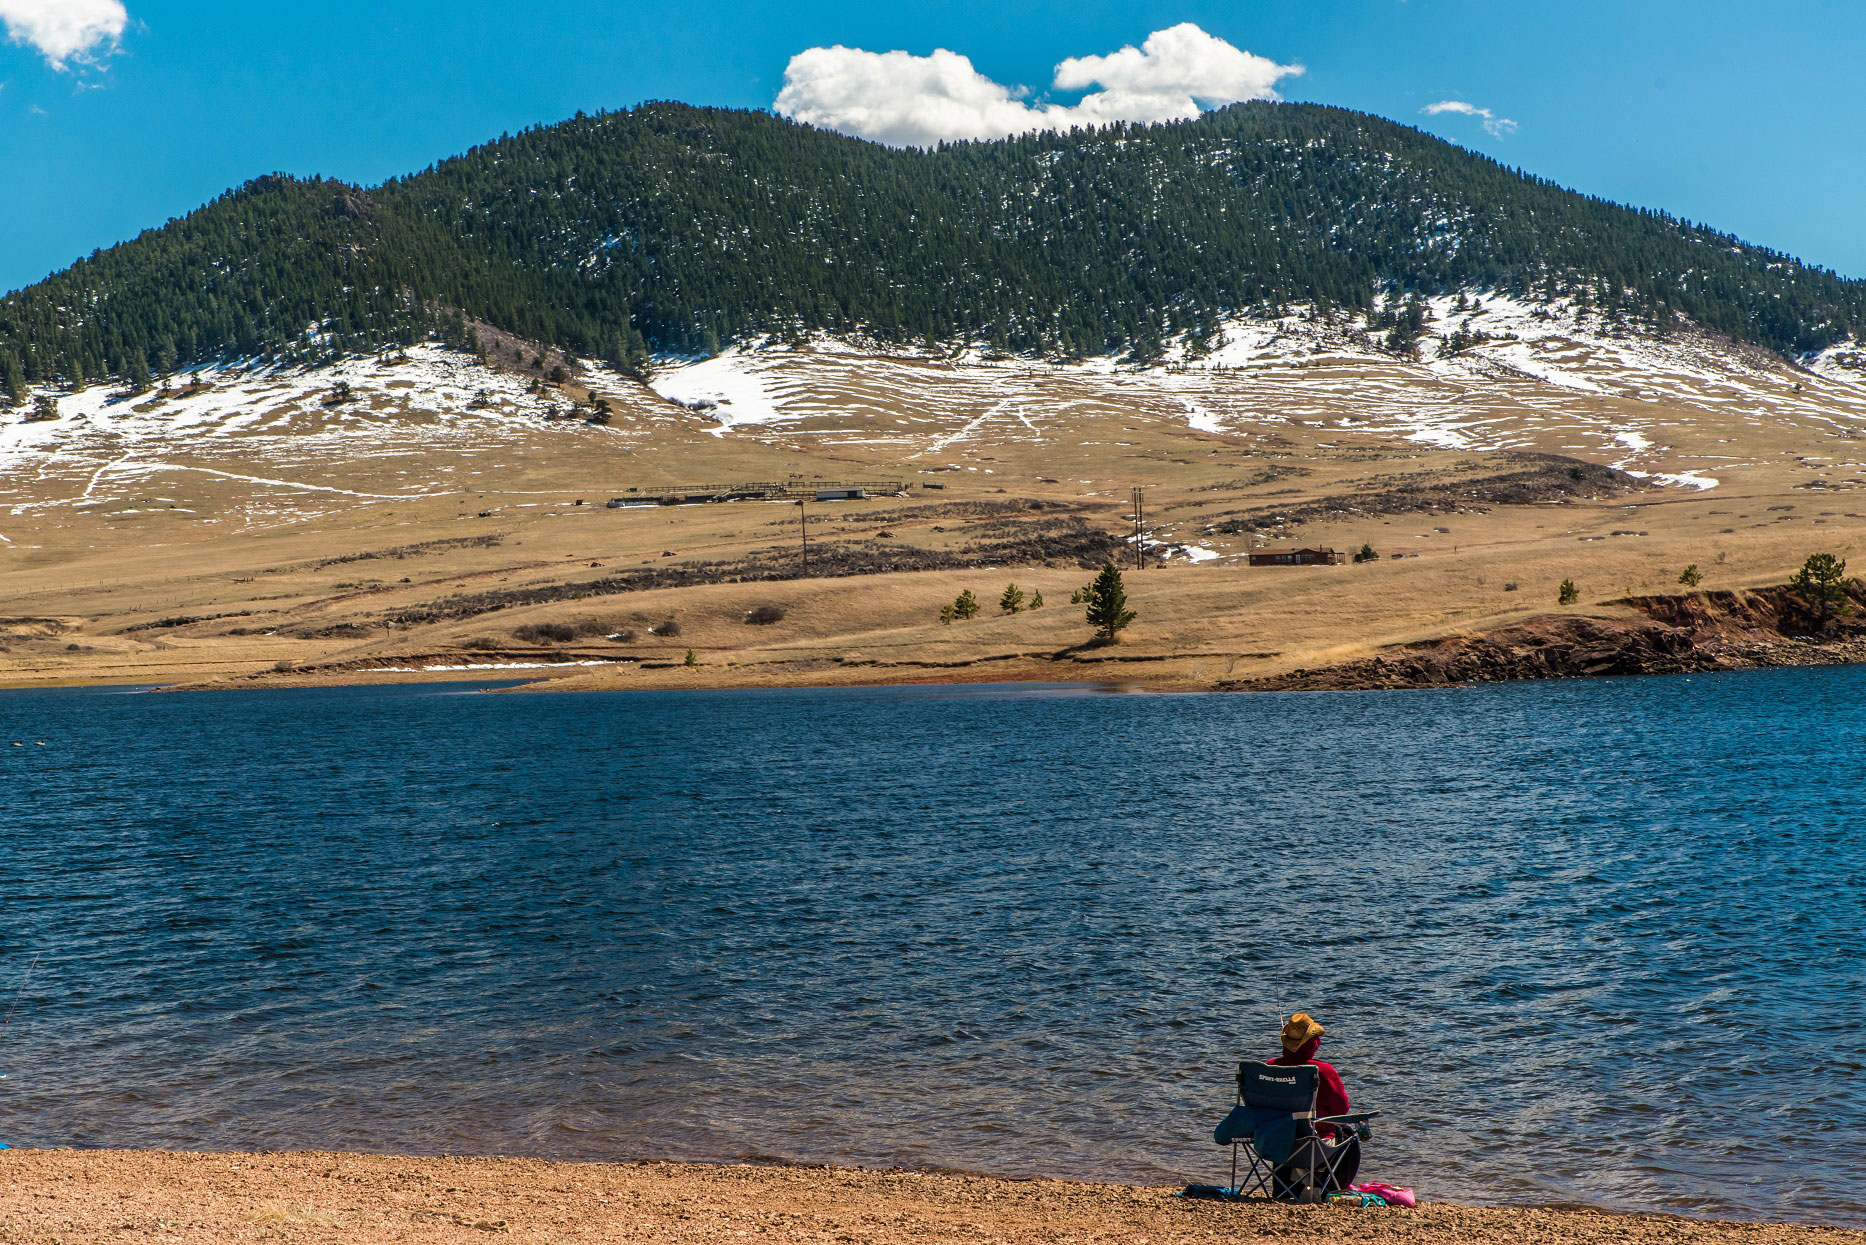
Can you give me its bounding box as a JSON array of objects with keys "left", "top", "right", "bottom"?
[{"left": 3, "top": 100, "right": 1863, "bottom": 397}]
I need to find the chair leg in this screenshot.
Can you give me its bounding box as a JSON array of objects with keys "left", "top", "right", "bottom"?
[
  {"left": 1235, "top": 1150, "right": 1276, "bottom": 1200},
  {"left": 1230, "top": 1145, "right": 1238, "bottom": 1196}
]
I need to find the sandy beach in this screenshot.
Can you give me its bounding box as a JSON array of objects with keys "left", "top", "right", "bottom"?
[{"left": 0, "top": 1150, "right": 1853, "bottom": 1244}]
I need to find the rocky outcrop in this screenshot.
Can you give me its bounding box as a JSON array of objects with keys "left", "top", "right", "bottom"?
[{"left": 1240, "top": 582, "right": 1866, "bottom": 691}]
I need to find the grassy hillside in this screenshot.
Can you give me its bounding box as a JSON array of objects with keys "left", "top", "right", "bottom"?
[{"left": 3, "top": 101, "right": 1863, "bottom": 394}]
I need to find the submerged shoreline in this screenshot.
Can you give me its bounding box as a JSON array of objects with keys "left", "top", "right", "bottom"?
[{"left": 0, "top": 1150, "right": 1856, "bottom": 1244}]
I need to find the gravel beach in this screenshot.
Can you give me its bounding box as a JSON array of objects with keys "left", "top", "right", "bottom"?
[{"left": 0, "top": 1150, "right": 1854, "bottom": 1244}]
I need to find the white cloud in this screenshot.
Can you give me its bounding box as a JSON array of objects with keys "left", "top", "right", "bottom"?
[
  {"left": 773, "top": 46, "right": 1044, "bottom": 149},
  {"left": 775, "top": 23, "right": 1302, "bottom": 148},
  {"left": 0, "top": 0, "right": 127, "bottom": 70},
  {"left": 1422, "top": 99, "right": 1517, "bottom": 138},
  {"left": 1051, "top": 24, "right": 1301, "bottom": 126}
]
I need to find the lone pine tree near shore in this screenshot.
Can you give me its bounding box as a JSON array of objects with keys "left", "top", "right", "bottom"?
[
  {"left": 1083, "top": 563, "right": 1137, "bottom": 643},
  {"left": 1790, "top": 553, "right": 1851, "bottom": 625}
]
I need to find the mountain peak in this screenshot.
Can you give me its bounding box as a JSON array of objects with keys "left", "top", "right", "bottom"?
[{"left": 3, "top": 101, "right": 1862, "bottom": 397}]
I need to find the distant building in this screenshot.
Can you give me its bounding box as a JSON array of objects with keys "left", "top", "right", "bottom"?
[{"left": 1248, "top": 547, "right": 1345, "bottom": 567}]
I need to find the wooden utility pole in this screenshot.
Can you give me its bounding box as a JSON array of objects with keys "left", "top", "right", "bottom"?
[
  {"left": 1131, "top": 486, "right": 1146, "bottom": 570},
  {"left": 798, "top": 497, "right": 809, "bottom": 576}
]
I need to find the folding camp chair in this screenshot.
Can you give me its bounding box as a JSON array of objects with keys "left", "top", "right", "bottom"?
[{"left": 1212, "top": 1061, "right": 1378, "bottom": 1202}]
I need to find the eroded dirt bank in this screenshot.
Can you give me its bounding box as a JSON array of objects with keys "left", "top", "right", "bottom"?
[
  {"left": 0, "top": 1150, "right": 1854, "bottom": 1245},
  {"left": 1239, "top": 583, "right": 1866, "bottom": 692}
]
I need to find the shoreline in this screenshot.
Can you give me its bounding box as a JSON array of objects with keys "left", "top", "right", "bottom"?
[
  {"left": 6, "top": 634, "right": 1865, "bottom": 698},
  {"left": 0, "top": 1149, "right": 1857, "bottom": 1243},
  {"left": 4, "top": 581, "right": 1862, "bottom": 698},
  {"left": 5, "top": 579, "right": 1860, "bottom": 696}
]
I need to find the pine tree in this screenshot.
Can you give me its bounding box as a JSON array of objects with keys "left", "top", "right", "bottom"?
[
  {"left": 953, "top": 589, "right": 981, "bottom": 620},
  {"left": 1083, "top": 562, "right": 1136, "bottom": 643},
  {"left": 124, "top": 350, "right": 151, "bottom": 392},
  {"left": 0, "top": 351, "right": 24, "bottom": 407},
  {"left": 3, "top": 101, "right": 1863, "bottom": 386},
  {"left": 1030, "top": 589, "right": 1044, "bottom": 610},
  {"left": 1790, "top": 553, "right": 1851, "bottom": 626},
  {"left": 1000, "top": 583, "right": 1025, "bottom": 614}
]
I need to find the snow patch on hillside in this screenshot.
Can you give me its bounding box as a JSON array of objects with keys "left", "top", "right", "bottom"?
[
  {"left": 0, "top": 345, "right": 658, "bottom": 526},
  {"left": 622, "top": 294, "right": 1866, "bottom": 489},
  {"left": 646, "top": 350, "right": 795, "bottom": 434},
  {"left": 10, "top": 298, "right": 1865, "bottom": 529}
]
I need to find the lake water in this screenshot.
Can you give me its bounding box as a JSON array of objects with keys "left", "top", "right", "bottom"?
[{"left": 0, "top": 673, "right": 1862, "bottom": 1225}]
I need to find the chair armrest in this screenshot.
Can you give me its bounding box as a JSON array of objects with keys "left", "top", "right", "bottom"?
[{"left": 1315, "top": 1112, "right": 1380, "bottom": 1126}]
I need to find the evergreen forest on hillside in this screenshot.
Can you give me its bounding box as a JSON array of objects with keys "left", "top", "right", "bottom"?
[{"left": 3, "top": 100, "right": 1863, "bottom": 398}]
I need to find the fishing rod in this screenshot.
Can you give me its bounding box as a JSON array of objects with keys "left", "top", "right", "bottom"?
[
  {"left": 0, "top": 952, "right": 44, "bottom": 1061},
  {"left": 2, "top": 951, "right": 43, "bottom": 1031},
  {"left": 0, "top": 952, "right": 36, "bottom": 1151}
]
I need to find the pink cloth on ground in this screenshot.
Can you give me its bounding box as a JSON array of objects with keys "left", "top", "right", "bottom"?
[{"left": 1350, "top": 1182, "right": 1416, "bottom": 1208}]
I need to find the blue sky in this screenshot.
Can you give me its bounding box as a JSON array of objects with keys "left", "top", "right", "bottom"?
[{"left": 3, "top": 0, "right": 1862, "bottom": 293}]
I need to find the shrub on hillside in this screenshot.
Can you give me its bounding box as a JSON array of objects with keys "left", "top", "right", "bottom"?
[
  {"left": 514, "top": 622, "right": 577, "bottom": 644},
  {"left": 744, "top": 604, "right": 787, "bottom": 625}
]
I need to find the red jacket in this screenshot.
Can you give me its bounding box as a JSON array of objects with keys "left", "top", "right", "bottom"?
[{"left": 1272, "top": 1039, "right": 1349, "bottom": 1135}]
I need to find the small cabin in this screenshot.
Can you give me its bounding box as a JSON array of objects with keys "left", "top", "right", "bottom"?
[{"left": 1248, "top": 547, "right": 1344, "bottom": 567}]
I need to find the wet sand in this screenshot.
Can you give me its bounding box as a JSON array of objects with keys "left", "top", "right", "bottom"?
[{"left": 0, "top": 1150, "right": 1853, "bottom": 1244}]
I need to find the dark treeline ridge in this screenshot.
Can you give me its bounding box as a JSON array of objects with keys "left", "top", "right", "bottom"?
[{"left": 3, "top": 100, "right": 1863, "bottom": 395}]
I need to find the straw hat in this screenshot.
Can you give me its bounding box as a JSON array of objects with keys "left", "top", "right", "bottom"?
[{"left": 1281, "top": 1012, "right": 1325, "bottom": 1052}]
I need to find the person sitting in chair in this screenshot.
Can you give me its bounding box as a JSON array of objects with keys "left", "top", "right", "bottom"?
[{"left": 1273, "top": 1012, "right": 1361, "bottom": 1192}]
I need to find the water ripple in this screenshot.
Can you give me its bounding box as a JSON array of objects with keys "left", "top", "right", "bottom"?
[{"left": 0, "top": 672, "right": 1862, "bottom": 1224}]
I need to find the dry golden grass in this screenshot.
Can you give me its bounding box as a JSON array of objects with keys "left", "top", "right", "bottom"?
[{"left": 3, "top": 337, "right": 1863, "bottom": 693}]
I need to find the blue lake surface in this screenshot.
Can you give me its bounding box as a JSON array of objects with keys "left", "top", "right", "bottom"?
[{"left": 0, "top": 672, "right": 1862, "bottom": 1224}]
